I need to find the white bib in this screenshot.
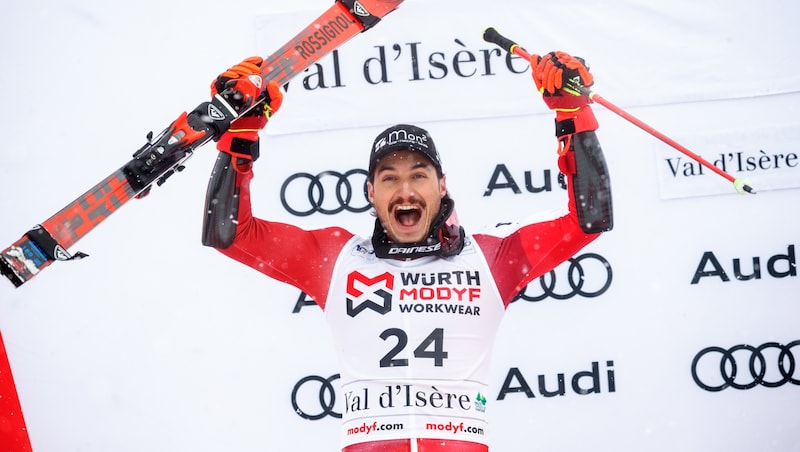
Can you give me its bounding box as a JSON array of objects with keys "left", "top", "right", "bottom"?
[{"left": 324, "top": 236, "right": 506, "bottom": 448}]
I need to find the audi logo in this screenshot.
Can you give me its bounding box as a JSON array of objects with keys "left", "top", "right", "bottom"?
[
  {"left": 281, "top": 169, "right": 371, "bottom": 216},
  {"left": 291, "top": 374, "right": 342, "bottom": 420},
  {"left": 512, "top": 253, "right": 612, "bottom": 302},
  {"left": 691, "top": 341, "right": 800, "bottom": 391}
]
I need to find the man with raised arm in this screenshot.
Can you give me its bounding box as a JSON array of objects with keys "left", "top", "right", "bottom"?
[{"left": 202, "top": 50, "right": 613, "bottom": 452}]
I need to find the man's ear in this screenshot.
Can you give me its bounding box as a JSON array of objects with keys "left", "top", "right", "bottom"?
[
  {"left": 367, "top": 180, "right": 375, "bottom": 203},
  {"left": 439, "top": 175, "right": 447, "bottom": 198}
]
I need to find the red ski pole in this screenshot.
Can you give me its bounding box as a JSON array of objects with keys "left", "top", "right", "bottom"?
[{"left": 483, "top": 27, "right": 756, "bottom": 195}]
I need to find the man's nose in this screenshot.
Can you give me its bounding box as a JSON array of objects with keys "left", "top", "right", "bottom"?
[{"left": 395, "top": 180, "right": 416, "bottom": 198}]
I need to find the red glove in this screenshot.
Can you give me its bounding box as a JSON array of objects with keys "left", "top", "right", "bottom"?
[
  {"left": 211, "top": 57, "right": 283, "bottom": 170},
  {"left": 531, "top": 51, "right": 592, "bottom": 94},
  {"left": 530, "top": 51, "right": 597, "bottom": 139},
  {"left": 210, "top": 56, "right": 283, "bottom": 118}
]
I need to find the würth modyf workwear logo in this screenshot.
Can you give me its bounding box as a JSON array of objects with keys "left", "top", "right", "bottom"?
[{"left": 346, "top": 271, "right": 394, "bottom": 317}]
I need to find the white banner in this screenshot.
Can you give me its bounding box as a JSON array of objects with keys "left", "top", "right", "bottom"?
[
  {"left": 653, "top": 97, "right": 800, "bottom": 198},
  {"left": 256, "top": 0, "right": 800, "bottom": 134},
  {"left": 0, "top": 1, "right": 798, "bottom": 452}
]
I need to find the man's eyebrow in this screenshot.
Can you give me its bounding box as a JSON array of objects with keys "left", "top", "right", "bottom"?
[{"left": 377, "top": 160, "right": 433, "bottom": 173}]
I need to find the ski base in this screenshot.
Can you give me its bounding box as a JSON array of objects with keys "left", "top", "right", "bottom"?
[{"left": 1, "top": 234, "right": 53, "bottom": 288}]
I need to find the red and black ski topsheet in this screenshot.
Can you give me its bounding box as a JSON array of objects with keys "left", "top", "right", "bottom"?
[{"left": 0, "top": 0, "right": 404, "bottom": 288}]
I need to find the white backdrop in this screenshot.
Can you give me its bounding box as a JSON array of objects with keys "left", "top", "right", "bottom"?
[{"left": 1, "top": 1, "right": 799, "bottom": 451}]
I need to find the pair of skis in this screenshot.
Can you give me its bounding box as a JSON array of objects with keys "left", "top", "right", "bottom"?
[{"left": 0, "top": 0, "right": 404, "bottom": 287}]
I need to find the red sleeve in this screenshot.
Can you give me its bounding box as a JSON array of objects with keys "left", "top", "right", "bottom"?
[
  {"left": 217, "top": 169, "right": 354, "bottom": 310},
  {"left": 474, "top": 170, "right": 600, "bottom": 307}
]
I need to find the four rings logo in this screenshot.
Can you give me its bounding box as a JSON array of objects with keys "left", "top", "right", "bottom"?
[
  {"left": 512, "top": 253, "right": 612, "bottom": 302},
  {"left": 691, "top": 341, "right": 800, "bottom": 391},
  {"left": 292, "top": 374, "right": 341, "bottom": 420},
  {"left": 281, "top": 169, "right": 371, "bottom": 216}
]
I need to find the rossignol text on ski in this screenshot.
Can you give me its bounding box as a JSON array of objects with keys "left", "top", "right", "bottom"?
[{"left": 0, "top": 0, "right": 404, "bottom": 288}]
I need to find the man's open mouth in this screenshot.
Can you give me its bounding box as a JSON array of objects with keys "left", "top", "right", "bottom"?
[{"left": 394, "top": 205, "right": 422, "bottom": 226}]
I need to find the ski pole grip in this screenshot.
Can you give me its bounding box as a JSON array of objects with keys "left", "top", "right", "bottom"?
[
  {"left": 483, "top": 27, "right": 518, "bottom": 54},
  {"left": 483, "top": 27, "right": 533, "bottom": 60}
]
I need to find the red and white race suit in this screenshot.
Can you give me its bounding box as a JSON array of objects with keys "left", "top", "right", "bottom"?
[{"left": 217, "top": 169, "right": 599, "bottom": 452}]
